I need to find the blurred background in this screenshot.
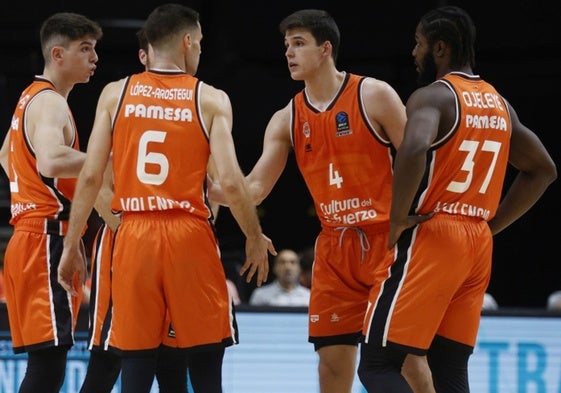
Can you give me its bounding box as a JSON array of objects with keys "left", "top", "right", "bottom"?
[{"left": 0, "top": 0, "right": 559, "bottom": 308}]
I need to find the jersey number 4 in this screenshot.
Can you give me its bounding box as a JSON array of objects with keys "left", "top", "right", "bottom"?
[{"left": 329, "top": 162, "right": 343, "bottom": 189}]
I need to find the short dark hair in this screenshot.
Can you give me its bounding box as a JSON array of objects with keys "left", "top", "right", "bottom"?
[
  {"left": 418, "top": 6, "right": 476, "bottom": 69},
  {"left": 144, "top": 3, "right": 199, "bottom": 48},
  {"left": 136, "top": 28, "right": 148, "bottom": 52},
  {"left": 279, "top": 9, "right": 340, "bottom": 61},
  {"left": 40, "top": 12, "right": 102, "bottom": 59}
]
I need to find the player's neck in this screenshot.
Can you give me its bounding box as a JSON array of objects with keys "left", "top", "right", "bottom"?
[
  {"left": 37, "top": 70, "right": 72, "bottom": 98},
  {"left": 149, "top": 54, "right": 186, "bottom": 73},
  {"left": 304, "top": 69, "right": 346, "bottom": 111}
]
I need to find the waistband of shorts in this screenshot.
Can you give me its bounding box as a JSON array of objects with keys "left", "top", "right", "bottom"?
[
  {"left": 14, "top": 218, "right": 69, "bottom": 236},
  {"left": 430, "top": 213, "right": 485, "bottom": 223},
  {"left": 321, "top": 221, "right": 389, "bottom": 236},
  {"left": 122, "top": 209, "right": 195, "bottom": 221}
]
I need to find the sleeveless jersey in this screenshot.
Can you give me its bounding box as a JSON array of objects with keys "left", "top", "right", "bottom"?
[
  {"left": 7, "top": 77, "right": 79, "bottom": 225},
  {"left": 413, "top": 72, "right": 512, "bottom": 221},
  {"left": 111, "top": 71, "right": 210, "bottom": 219},
  {"left": 291, "top": 73, "right": 394, "bottom": 228},
  {"left": 4, "top": 77, "right": 83, "bottom": 353}
]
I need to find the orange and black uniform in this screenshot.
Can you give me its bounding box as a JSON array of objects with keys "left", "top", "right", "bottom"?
[
  {"left": 108, "top": 70, "right": 235, "bottom": 355},
  {"left": 87, "top": 223, "right": 115, "bottom": 352},
  {"left": 363, "top": 72, "right": 511, "bottom": 354},
  {"left": 3, "top": 77, "right": 84, "bottom": 354},
  {"left": 78, "top": 222, "right": 123, "bottom": 393},
  {"left": 85, "top": 219, "right": 239, "bottom": 393},
  {"left": 291, "top": 72, "right": 396, "bottom": 348}
]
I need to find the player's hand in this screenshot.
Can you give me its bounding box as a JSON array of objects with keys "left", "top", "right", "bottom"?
[
  {"left": 57, "top": 243, "right": 87, "bottom": 297},
  {"left": 240, "top": 233, "right": 277, "bottom": 287},
  {"left": 387, "top": 213, "right": 434, "bottom": 249}
]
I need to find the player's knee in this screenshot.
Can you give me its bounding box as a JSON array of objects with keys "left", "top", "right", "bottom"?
[
  {"left": 317, "top": 344, "right": 357, "bottom": 386},
  {"left": 427, "top": 335, "right": 472, "bottom": 392},
  {"left": 401, "top": 355, "right": 435, "bottom": 393},
  {"left": 358, "top": 343, "right": 413, "bottom": 392}
]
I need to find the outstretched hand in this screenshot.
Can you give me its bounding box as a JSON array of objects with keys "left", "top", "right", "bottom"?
[
  {"left": 240, "top": 233, "right": 277, "bottom": 287},
  {"left": 57, "top": 244, "right": 87, "bottom": 297},
  {"left": 388, "top": 212, "right": 434, "bottom": 249}
]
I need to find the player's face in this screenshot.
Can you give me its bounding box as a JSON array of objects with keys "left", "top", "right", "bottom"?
[
  {"left": 412, "top": 24, "right": 437, "bottom": 87},
  {"left": 185, "top": 22, "right": 202, "bottom": 76},
  {"left": 59, "top": 37, "right": 99, "bottom": 84},
  {"left": 417, "top": 47, "right": 438, "bottom": 87},
  {"left": 284, "top": 28, "right": 325, "bottom": 81}
]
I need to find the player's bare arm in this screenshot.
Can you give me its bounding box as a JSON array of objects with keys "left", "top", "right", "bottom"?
[
  {"left": 388, "top": 86, "right": 439, "bottom": 249},
  {"left": 58, "top": 82, "right": 118, "bottom": 295},
  {"left": 203, "top": 83, "right": 277, "bottom": 286},
  {"left": 246, "top": 104, "right": 292, "bottom": 205},
  {"left": 29, "top": 91, "right": 86, "bottom": 178},
  {"left": 0, "top": 132, "right": 9, "bottom": 175},
  {"left": 362, "top": 78, "right": 407, "bottom": 149},
  {"left": 487, "top": 101, "right": 557, "bottom": 235},
  {"left": 208, "top": 104, "right": 292, "bottom": 207},
  {"left": 93, "top": 157, "right": 121, "bottom": 232}
]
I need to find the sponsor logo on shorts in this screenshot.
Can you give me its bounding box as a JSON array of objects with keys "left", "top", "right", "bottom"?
[{"left": 168, "top": 324, "right": 176, "bottom": 338}]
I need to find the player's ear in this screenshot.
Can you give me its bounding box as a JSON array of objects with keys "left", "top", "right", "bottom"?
[
  {"left": 322, "top": 41, "right": 332, "bottom": 57},
  {"left": 51, "top": 45, "right": 64, "bottom": 63},
  {"left": 433, "top": 40, "right": 446, "bottom": 58},
  {"left": 182, "top": 32, "right": 192, "bottom": 51}
]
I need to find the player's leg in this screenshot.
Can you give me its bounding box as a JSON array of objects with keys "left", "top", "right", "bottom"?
[
  {"left": 401, "top": 355, "right": 435, "bottom": 393},
  {"left": 188, "top": 348, "right": 225, "bottom": 393},
  {"left": 155, "top": 345, "right": 188, "bottom": 393},
  {"left": 18, "top": 347, "right": 68, "bottom": 393},
  {"left": 80, "top": 350, "right": 121, "bottom": 393},
  {"left": 427, "top": 335, "right": 471, "bottom": 393},
  {"left": 357, "top": 343, "right": 413, "bottom": 393},
  {"left": 317, "top": 344, "right": 357, "bottom": 393}
]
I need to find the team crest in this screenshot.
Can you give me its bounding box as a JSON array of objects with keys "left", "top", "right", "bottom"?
[{"left": 303, "top": 122, "right": 312, "bottom": 152}]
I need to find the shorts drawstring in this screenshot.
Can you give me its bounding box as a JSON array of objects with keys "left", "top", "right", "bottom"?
[{"left": 335, "top": 226, "right": 371, "bottom": 262}]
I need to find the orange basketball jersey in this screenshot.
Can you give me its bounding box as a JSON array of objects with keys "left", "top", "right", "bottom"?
[
  {"left": 363, "top": 72, "right": 514, "bottom": 351},
  {"left": 291, "top": 73, "right": 394, "bottom": 228},
  {"left": 413, "top": 72, "right": 512, "bottom": 221},
  {"left": 291, "top": 73, "right": 397, "bottom": 345},
  {"left": 4, "top": 77, "right": 83, "bottom": 353},
  {"left": 7, "top": 77, "right": 80, "bottom": 226},
  {"left": 107, "top": 71, "right": 234, "bottom": 352},
  {"left": 111, "top": 71, "right": 211, "bottom": 219}
]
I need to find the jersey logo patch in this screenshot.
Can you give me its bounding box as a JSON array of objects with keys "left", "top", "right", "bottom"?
[
  {"left": 303, "top": 122, "right": 312, "bottom": 152},
  {"left": 335, "top": 111, "right": 352, "bottom": 137}
]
